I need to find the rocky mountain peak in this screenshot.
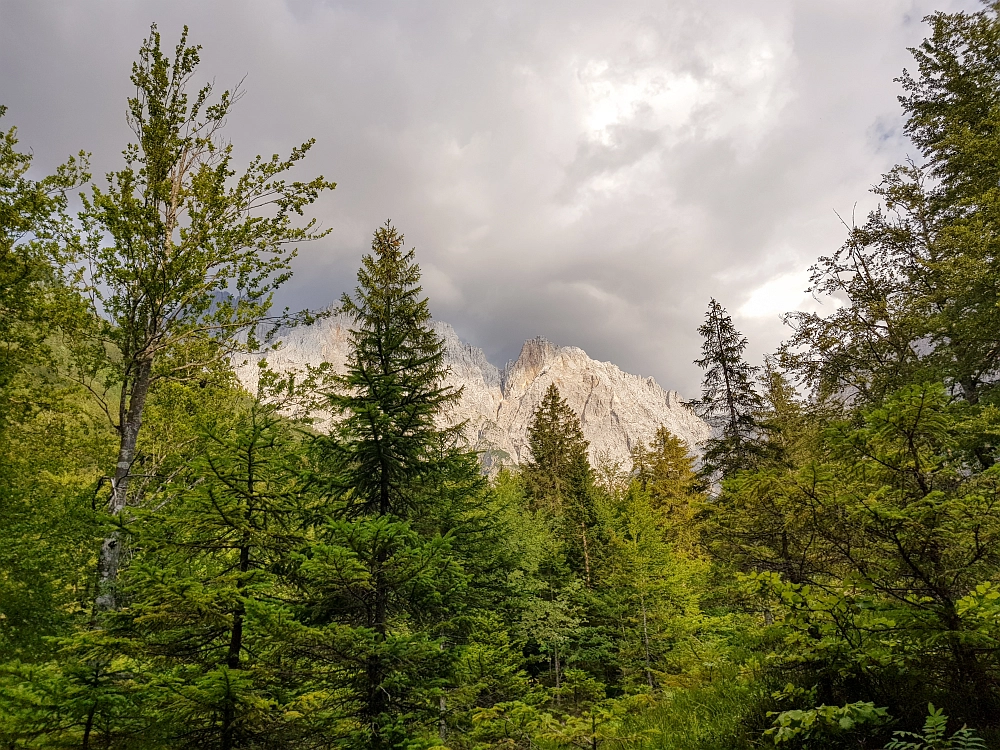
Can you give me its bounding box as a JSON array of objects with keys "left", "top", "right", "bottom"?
[
  {"left": 502, "top": 337, "right": 559, "bottom": 399},
  {"left": 236, "top": 313, "right": 709, "bottom": 470}
]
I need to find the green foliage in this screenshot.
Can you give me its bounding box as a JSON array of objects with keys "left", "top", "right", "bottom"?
[
  {"left": 884, "top": 705, "right": 986, "bottom": 750},
  {"left": 0, "top": 105, "right": 88, "bottom": 417},
  {"left": 524, "top": 384, "right": 593, "bottom": 514},
  {"left": 116, "top": 388, "right": 314, "bottom": 747},
  {"left": 301, "top": 222, "right": 484, "bottom": 749},
  {"left": 523, "top": 383, "right": 597, "bottom": 582},
  {"left": 693, "top": 299, "right": 764, "bottom": 482},
  {"left": 630, "top": 426, "right": 701, "bottom": 550},
  {"left": 15, "top": 5, "right": 1000, "bottom": 748},
  {"left": 596, "top": 484, "right": 706, "bottom": 690},
  {"left": 765, "top": 701, "right": 889, "bottom": 746},
  {"left": 64, "top": 25, "right": 334, "bottom": 610},
  {"left": 615, "top": 680, "right": 772, "bottom": 750}
]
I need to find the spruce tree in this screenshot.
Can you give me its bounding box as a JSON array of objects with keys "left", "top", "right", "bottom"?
[
  {"left": 524, "top": 384, "right": 596, "bottom": 582},
  {"left": 300, "top": 222, "right": 483, "bottom": 749},
  {"left": 693, "top": 299, "right": 764, "bottom": 481},
  {"left": 524, "top": 384, "right": 591, "bottom": 513},
  {"left": 115, "top": 387, "right": 312, "bottom": 749},
  {"left": 597, "top": 484, "right": 705, "bottom": 691},
  {"left": 631, "top": 426, "right": 700, "bottom": 550}
]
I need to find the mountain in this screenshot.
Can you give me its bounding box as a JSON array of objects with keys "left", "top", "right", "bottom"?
[{"left": 236, "top": 311, "right": 709, "bottom": 469}]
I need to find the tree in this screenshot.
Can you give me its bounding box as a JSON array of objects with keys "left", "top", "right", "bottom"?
[
  {"left": 523, "top": 384, "right": 596, "bottom": 583},
  {"left": 299, "top": 222, "right": 483, "bottom": 749},
  {"left": 0, "top": 105, "right": 88, "bottom": 429},
  {"left": 72, "top": 25, "right": 335, "bottom": 608},
  {"left": 116, "top": 384, "right": 314, "bottom": 748},
  {"left": 781, "top": 4, "right": 1000, "bottom": 421},
  {"left": 739, "top": 384, "right": 1000, "bottom": 730},
  {"left": 0, "top": 108, "right": 106, "bottom": 679},
  {"left": 693, "top": 299, "right": 764, "bottom": 482},
  {"left": 596, "top": 485, "right": 706, "bottom": 692}
]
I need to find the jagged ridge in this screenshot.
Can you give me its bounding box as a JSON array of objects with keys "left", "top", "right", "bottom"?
[{"left": 236, "top": 311, "right": 709, "bottom": 468}]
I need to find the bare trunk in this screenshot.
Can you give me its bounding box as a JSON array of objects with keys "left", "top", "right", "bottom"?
[
  {"left": 438, "top": 642, "right": 447, "bottom": 741},
  {"left": 438, "top": 694, "right": 447, "bottom": 741},
  {"left": 554, "top": 643, "right": 561, "bottom": 705},
  {"left": 366, "top": 555, "right": 389, "bottom": 748},
  {"left": 81, "top": 700, "right": 96, "bottom": 749},
  {"left": 581, "top": 522, "right": 592, "bottom": 587},
  {"left": 640, "top": 594, "right": 653, "bottom": 689},
  {"left": 221, "top": 541, "right": 250, "bottom": 750},
  {"left": 95, "top": 355, "right": 154, "bottom": 611}
]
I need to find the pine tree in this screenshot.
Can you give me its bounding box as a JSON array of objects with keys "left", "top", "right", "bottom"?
[
  {"left": 300, "top": 222, "right": 483, "bottom": 749},
  {"left": 693, "top": 299, "right": 764, "bottom": 482},
  {"left": 524, "top": 384, "right": 596, "bottom": 583}
]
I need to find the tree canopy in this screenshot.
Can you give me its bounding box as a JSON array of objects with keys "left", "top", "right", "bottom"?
[{"left": 10, "top": 6, "right": 1000, "bottom": 749}]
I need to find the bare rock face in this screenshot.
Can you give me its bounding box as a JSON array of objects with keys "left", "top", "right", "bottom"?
[{"left": 236, "top": 312, "right": 709, "bottom": 468}]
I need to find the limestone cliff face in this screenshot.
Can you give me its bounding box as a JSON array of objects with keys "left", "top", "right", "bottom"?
[{"left": 236, "top": 312, "right": 709, "bottom": 468}]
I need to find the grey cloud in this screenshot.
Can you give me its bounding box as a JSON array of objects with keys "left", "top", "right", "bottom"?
[{"left": 0, "top": 0, "right": 981, "bottom": 395}]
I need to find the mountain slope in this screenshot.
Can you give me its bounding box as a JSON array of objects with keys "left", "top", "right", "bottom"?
[{"left": 237, "top": 312, "right": 709, "bottom": 468}]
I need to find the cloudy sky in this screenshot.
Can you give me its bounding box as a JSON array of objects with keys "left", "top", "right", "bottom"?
[{"left": 0, "top": 0, "right": 980, "bottom": 395}]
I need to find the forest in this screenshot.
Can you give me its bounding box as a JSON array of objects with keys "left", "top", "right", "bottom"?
[{"left": 4, "top": 5, "right": 1000, "bottom": 749}]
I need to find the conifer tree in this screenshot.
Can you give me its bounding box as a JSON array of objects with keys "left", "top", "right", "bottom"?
[
  {"left": 693, "top": 299, "right": 764, "bottom": 482},
  {"left": 524, "top": 384, "right": 596, "bottom": 582},
  {"left": 116, "top": 386, "right": 312, "bottom": 749},
  {"left": 632, "top": 427, "right": 698, "bottom": 509},
  {"left": 631, "top": 426, "right": 700, "bottom": 550},
  {"left": 300, "top": 222, "right": 482, "bottom": 749},
  {"left": 597, "top": 485, "right": 704, "bottom": 691}
]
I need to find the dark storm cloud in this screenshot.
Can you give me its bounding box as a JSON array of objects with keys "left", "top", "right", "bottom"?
[{"left": 0, "top": 0, "right": 980, "bottom": 395}]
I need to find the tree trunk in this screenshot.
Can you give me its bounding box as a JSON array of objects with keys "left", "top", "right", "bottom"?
[
  {"left": 81, "top": 700, "right": 96, "bottom": 749},
  {"left": 367, "top": 556, "right": 389, "bottom": 749},
  {"left": 95, "top": 355, "right": 154, "bottom": 611},
  {"left": 640, "top": 593, "right": 654, "bottom": 689},
  {"left": 554, "top": 643, "right": 561, "bottom": 702},
  {"left": 581, "top": 522, "right": 592, "bottom": 587},
  {"left": 221, "top": 541, "right": 250, "bottom": 750},
  {"left": 438, "top": 641, "right": 447, "bottom": 741}
]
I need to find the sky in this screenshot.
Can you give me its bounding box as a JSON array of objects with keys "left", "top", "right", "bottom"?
[{"left": 0, "top": 0, "right": 982, "bottom": 396}]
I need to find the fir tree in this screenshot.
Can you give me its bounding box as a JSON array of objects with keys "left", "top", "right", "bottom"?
[
  {"left": 693, "top": 299, "right": 764, "bottom": 482},
  {"left": 301, "top": 222, "right": 483, "bottom": 749}
]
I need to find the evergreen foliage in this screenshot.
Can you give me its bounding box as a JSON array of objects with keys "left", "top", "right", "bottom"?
[
  {"left": 693, "top": 299, "right": 764, "bottom": 482},
  {"left": 301, "top": 222, "right": 484, "bottom": 749},
  {"left": 116, "top": 389, "right": 314, "bottom": 748},
  {"left": 523, "top": 383, "right": 592, "bottom": 514},
  {"left": 523, "top": 383, "right": 597, "bottom": 582}
]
